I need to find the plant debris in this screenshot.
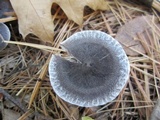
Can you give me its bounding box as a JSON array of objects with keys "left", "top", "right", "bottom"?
[
  {"left": 10, "top": 0, "right": 110, "bottom": 42},
  {"left": 150, "top": 99, "right": 160, "bottom": 120},
  {"left": 0, "top": 0, "right": 160, "bottom": 119},
  {"left": 115, "top": 15, "right": 160, "bottom": 56}
]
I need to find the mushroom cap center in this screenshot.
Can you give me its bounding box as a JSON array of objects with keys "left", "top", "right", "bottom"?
[{"left": 55, "top": 42, "right": 118, "bottom": 89}]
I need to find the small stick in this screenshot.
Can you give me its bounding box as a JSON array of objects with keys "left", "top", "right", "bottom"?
[
  {"left": 4, "top": 40, "right": 64, "bottom": 52},
  {"left": 0, "top": 17, "right": 17, "bottom": 23},
  {"left": 152, "top": 0, "right": 160, "bottom": 12},
  {"left": 0, "top": 88, "right": 27, "bottom": 113}
]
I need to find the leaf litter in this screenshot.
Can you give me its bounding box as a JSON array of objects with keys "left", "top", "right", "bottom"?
[
  {"left": 116, "top": 15, "right": 160, "bottom": 56},
  {"left": 0, "top": 0, "right": 160, "bottom": 119},
  {"left": 10, "top": 0, "right": 110, "bottom": 43}
]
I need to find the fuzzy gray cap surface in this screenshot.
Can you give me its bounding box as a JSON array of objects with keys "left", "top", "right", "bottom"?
[{"left": 49, "top": 30, "right": 130, "bottom": 107}]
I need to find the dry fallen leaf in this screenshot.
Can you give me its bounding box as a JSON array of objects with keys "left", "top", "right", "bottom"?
[
  {"left": 150, "top": 99, "right": 160, "bottom": 120},
  {"left": 10, "top": 0, "right": 109, "bottom": 42},
  {"left": 115, "top": 15, "right": 159, "bottom": 56},
  {"left": 10, "top": 0, "right": 54, "bottom": 42},
  {"left": 3, "top": 109, "right": 21, "bottom": 120}
]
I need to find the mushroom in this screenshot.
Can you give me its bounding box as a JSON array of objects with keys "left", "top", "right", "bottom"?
[
  {"left": 49, "top": 30, "right": 130, "bottom": 107},
  {"left": 0, "top": 22, "right": 10, "bottom": 51}
]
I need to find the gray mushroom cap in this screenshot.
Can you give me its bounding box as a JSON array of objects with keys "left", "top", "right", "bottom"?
[
  {"left": 49, "top": 30, "right": 130, "bottom": 107},
  {"left": 0, "top": 23, "right": 11, "bottom": 51}
]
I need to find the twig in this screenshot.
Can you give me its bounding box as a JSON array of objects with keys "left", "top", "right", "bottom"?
[
  {"left": 4, "top": 41, "right": 64, "bottom": 53},
  {"left": 0, "top": 88, "right": 27, "bottom": 113},
  {"left": 0, "top": 17, "right": 17, "bottom": 23}
]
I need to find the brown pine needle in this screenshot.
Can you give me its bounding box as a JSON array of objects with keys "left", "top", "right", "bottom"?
[
  {"left": 152, "top": 0, "right": 160, "bottom": 12},
  {"left": 4, "top": 41, "right": 64, "bottom": 52}
]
